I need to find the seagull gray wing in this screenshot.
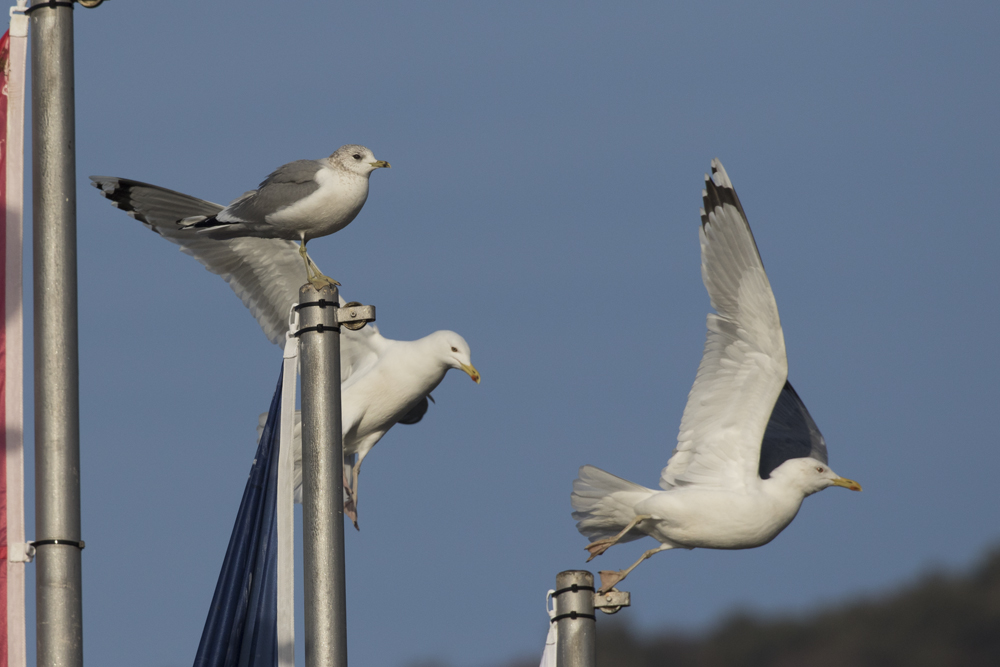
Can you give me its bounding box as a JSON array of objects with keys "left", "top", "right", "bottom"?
[
  {"left": 91, "top": 176, "right": 304, "bottom": 343},
  {"left": 166, "top": 234, "right": 387, "bottom": 377},
  {"left": 175, "top": 237, "right": 307, "bottom": 345},
  {"left": 659, "top": 159, "right": 788, "bottom": 491},
  {"left": 220, "top": 160, "right": 323, "bottom": 225},
  {"left": 758, "top": 380, "right": 829, "bottom": 478},
  {"left": 91, "top": 175, "right": 385, "bottom": 360},
  {"left": 90, "top": 176, "right": 223, "bottom": 231}
]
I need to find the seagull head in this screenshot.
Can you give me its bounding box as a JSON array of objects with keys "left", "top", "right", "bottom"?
[
  {"left": 429, "top": 331, "right": 480, "bottom": 384},
  {"left": 329, "top": 144, "right": 391, "bottom": 176},
  {"left": 770, "top": 458, "right": 862, "bottom": 497}
]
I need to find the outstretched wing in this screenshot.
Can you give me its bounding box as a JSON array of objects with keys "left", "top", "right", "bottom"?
[
  {"left": 660, "top": 159, "right": 788, "bottom": 491},
  {"left": 91, "top": 176, "right": 389, "bottom": 376},
  {"left": 90, "top": 176, "right": 223, "bottom": 231},
  {"left": 91, "top": 176, "right": 304, "bottom": 344},
  {"left": 758, "top": 380, "right": 828, "bottom": 478}
]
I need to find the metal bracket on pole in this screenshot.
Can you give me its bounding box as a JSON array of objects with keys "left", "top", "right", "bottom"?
[
  {"left": 337, "top": 301, "right": 375, "bottom": 330},
  {"left": 292, "top": 298, "right": 375, "bottom": 335},
  {"left": 593, "top": 587, "right": 630, "bottom": 615}
]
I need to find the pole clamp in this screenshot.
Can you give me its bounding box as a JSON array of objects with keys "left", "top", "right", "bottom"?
[
  {"left": 337, "top": 301, "right": 376, "bottom": 331},
  {"left": 593, "top": 588, "right": 630, "bottom": 614},
  {"left": 293, "top": 299, "right": 375, "bottom": 335}
]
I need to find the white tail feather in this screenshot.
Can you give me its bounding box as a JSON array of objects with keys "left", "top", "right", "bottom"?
[{"left": 571, "top": 465, "right": 656, "bottom": 542}]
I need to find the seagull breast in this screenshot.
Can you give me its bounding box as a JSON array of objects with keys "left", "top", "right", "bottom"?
[
  {"left": 636, "top": 485, "right": 804, "bottom": 550},
  {"left": 266, "top": 163, "right": 371, "bottom": 239},
  {"left": 342, "top": 341, "right": 450, "bottom": 442}
]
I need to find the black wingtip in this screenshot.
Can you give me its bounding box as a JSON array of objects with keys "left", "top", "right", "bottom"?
[
  {"left": 701, "top": 159, "right": 748, "bottom": 227},
  {"left": 92, "top": 177, "right": 139, "bottom": 214}
]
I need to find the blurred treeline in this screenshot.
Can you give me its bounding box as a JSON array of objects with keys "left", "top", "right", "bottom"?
[{"left": 500, "top": 546, "right": 1000, "bottom": 667}]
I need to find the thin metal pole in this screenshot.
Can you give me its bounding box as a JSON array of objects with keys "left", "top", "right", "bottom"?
[
  {"left": 298, "top": 284, "right": 348, "bottom": 667},
  {"left": 31, "top": 2, "right": 83, "bottom": 666},
  {"left": 555, "top": 571, "right": 596, "bottom": 667}
]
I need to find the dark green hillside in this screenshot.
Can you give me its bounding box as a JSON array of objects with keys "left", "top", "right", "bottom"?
[{"left": 499, "top": 547, "right": 1000, "bottom": 667}]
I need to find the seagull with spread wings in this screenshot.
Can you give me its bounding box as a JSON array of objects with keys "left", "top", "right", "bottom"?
[
  {"left": 92, "top": 173, "right": 479, "bottom": 528},
  {"left": 572, "top": 159, "right": 860, "bottom": 593},
  {"left": 92, "top": 144, "right": 389, "bottom": 288}
]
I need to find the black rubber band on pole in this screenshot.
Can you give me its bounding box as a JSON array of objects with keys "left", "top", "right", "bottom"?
[
  {"left": 550, "top": 611, "right": 596, "bottom": 623},
  {"left": 31, "top": 538, "right": 85, "bottom": 549},
  {"left": 24, "top": 1, "right": 75, "bottom": 14},
  {"left": 294, "top": 299, "right": 334, "bottom": 311},
  {"left": 552, "top": 584, "right": 595, "bottom": 597},
  {"left": 294, "top": 323, "right": 339, "bottom": 337}
]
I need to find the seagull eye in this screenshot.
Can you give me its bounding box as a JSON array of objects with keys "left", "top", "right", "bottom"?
[
  {"left": 353, "top": 154, "right": 362, "bottom": 160},
  {"left": 816, "top": 466, "right": 825, "bottom": 473},
  {"left": 451, "top": 346, "right": 458, "bottom": 352}
]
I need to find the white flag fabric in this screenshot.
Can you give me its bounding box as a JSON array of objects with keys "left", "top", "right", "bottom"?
[
  {"left": 277, "top": 334, "right": 298, "bottom": 667},
  {"left": 0, "top": 9, "right": 28, "bottom": 667},
  {"left": 539, "top": 590, "right": 557, "bottom": 667}
]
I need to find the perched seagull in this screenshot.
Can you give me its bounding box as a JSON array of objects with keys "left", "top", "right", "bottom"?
[
  {"left": 91, "top": 178, "right": 479, "bottom": 528},
  {"left": 572, "top": 159, "right": 861, "bottom": 594},
  {"left": 261, "top": 320, "right": 479, "bottom": 528},
  {"left": 91, "top": 144, "right": 390, "bottom": 288}
]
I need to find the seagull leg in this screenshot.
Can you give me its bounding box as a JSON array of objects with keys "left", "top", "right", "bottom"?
[
  {"left": 343, "top": 471, "right": 358, "bottom": 529},
  {"left": 597, "top": 544, "right": 672, "bottom": 594},
  {"left": 585, "top": 514, "right": 652, "bottom": 561},
  {"left": 343, "top": 454, "right": 359, "bottom": 530},
  {"left": 341, "top": 456, "right": 362, "bottom": 531},
  {"left": 348, "top": 461, "right": 362, "bottom": 531},
  {"left": 298, "top": 240, "right": 340, "bottom": 289}
]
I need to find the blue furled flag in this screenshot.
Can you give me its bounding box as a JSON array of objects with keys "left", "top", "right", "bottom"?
[{"left": 193, "top": 368, "right": 283, "bottom": 667}]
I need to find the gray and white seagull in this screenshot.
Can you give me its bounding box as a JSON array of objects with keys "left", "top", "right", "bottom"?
[
  {"left": 91, "top": 175, "right": 479, "bottom": 529},
  {"left": 91, "top": 144, "right": 390, "bottom": 288},
  {"left": 572, "top": 159, "right": 861, "bottom": 594}
]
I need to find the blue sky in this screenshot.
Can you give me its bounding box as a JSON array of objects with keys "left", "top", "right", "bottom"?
[{"left": 18, "top": 2, "right": 1000, "bottom": 666}]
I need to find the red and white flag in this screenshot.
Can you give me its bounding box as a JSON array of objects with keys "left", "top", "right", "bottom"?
[{"left": 0, "top": 9, "right": 28, "bottom": 667}]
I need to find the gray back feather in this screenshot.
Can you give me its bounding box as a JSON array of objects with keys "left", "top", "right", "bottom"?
[
  {"left": 758, "top": 380, "right": 829, "bottom": 478},
  {"left": 225, "top": 160, "right": 322, "bottom": 223}
]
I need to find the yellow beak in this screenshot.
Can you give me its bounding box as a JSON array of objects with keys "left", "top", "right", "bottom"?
[
  {"left": 370, "top": 160, "right": 391, "bottom": 168},
  {"left": 460, "top": 363, "right": 481, "bottom": 384},
  {"left": 832, "top": 477, "right": 862, "bottom": 492}
]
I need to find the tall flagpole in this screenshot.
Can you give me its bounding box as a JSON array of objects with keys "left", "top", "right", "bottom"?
[
  {"left": 295, "top": 286, "right": 374, "bottom": 667},
  {"left": 30, "top": 2, "right": 84, "bottom": 666},
  {"left": 297, "top": 284, "right": 348, "bottom": 667}
]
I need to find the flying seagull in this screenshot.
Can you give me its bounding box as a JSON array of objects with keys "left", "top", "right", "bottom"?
[
  {"left": 91, "top": 144, "right": 390, "bottom": 288},
  {"left": 571, "top": 159, "right": 861, "bottom": 594},
  {"left": 91, "top": 178, "right": 479, "bottom": 528}
]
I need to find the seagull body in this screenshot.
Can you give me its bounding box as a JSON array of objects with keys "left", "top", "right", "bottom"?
[
  {"left": 92, "top": 175, "right": 479, "bottom": 527},
  {"left": 332, "top": 323, "right": 478, "bottom": 526},
  {"left": 92, "top": 144, "right": 390, "bottom": 286},
  {"left": 270, "top": 326, "right": 478, "bottom": 525},
  {"left": 572, "top": 159, "right": 860, "bottom": 593}
]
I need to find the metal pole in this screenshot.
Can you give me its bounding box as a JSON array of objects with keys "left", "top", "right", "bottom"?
[
  {"left": 298, "top": 284, "right": 348, "bottom": 667},
  {"left": 31, "top": 2, "right": 84, "bottom": 666},
  {"left": 554, "top": 570, "right": 596, "bottom": 667}
]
